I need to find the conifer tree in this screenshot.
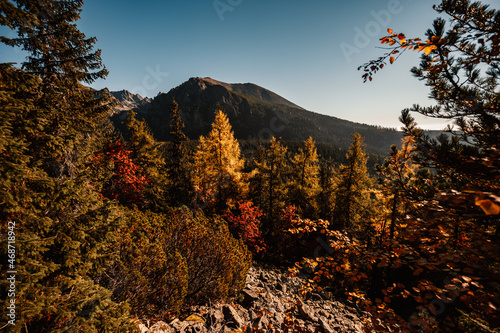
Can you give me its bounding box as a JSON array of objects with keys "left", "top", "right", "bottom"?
[
  {"left": 0, "top": 2, "right": 133, "bottom": 331},
  {"left": 376, "top": 136, "right": 421, "bottom": 240},
  {"left": 1, "top": 0, "right": 111, "bottom": 173},
  {"left": 124, "top": 110, "right": 167, "bottom": 211},
  {"left": 332, "top": 133, "right": 373, "bottom": 231},
  {"left": 288, "top": 137, "right": 320, "bottom": 218},
  {"left": 248, "top": 142, "right": 267, "bottom": 210},
  {"left": 166, "top": 98, "right": 193, "bottom": 207},
  {"left": 251, "top": 137, "right": 289, "bottom": 226},
  {"left": 193, "top": 109, "right": 246, "bottom": 213},
  {"left": 354, "top": 2, "right": 500, "bottom": 330},
  {"left": 360, "top": 0, "right": 500, "bottom": 220},
  {"left": 317, "top": 158, "right": 337, "bottom": 222}
]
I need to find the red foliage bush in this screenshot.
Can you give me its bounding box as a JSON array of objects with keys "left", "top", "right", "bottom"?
[
  {"left": 268, "top": 205, "right": 330, "bottom": 264},
  {"left": 223, "top": 201, "right": 267, "bottom": 255},
  {"left": 91, "top": 141, "right": 148, "bottom": 206}
]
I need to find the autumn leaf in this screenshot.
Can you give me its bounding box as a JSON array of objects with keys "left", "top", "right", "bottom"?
[
  {"left": 423, "top": 45, "right": 437, "bottom": 55},
  {"left": 475, "top": 198, "right": 500, "bottom": 215},
  {"left": 387, "top": 28, "right": 393, "bottom": 34},
  {"left": 389, "top": 56, "right": 395, "bottom": 64}
]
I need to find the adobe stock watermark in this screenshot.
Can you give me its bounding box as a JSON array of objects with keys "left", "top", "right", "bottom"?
[
  {"left": 213, "top": 0, "right": 244, "bottom": 21},
  {"left": 5, "top": 221, "right": 17, "bottom": 327},
  {"left": 131, "top": 64, "right": 170, "bottom": 98},
  {"left": 340, "top": 0, "right": 411, "bottom": 63}
]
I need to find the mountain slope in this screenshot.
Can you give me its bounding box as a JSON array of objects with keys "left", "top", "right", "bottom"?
[{"left": 125, "top": 77, "right": 402, "bottom": 155}]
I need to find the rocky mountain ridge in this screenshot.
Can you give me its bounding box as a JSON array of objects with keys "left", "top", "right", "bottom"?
[{"left": 110, "top": 89, "right": 152, "bottom": 112}]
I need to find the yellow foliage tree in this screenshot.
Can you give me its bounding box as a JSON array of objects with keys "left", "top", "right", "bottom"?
[{"left": 193, "top": 109, "right": 246, "bottom": 213}]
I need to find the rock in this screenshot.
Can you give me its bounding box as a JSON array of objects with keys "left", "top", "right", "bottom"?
[
  {"left": 252, "top": 315, "right": 269, "bottom": 330},
  {"left": 275, "top": 299, "right": 286, "bottom": 313},
  {"left": 148, "top": 321, "right": 175, "bottom": 333},
  {"left": 184, "top": 322, "right": 206, "bottom": 333},
  {"left": 138, "top": 323, "right": 149, "bottom": 333},
  {"left": 138, "top": 264, "right": 365, "bottom": 333},
  {"left": 222, "top": 305, "right": 245, "bottom": 329},
  {"left": 248, "top": 309, "right": 257, "bottom": 320},
  {"left": 320, "top": 317, "right": 335, "bottom": 333},
  {"left": 241, "top": 288, "right": 259, "bottom": 306},
  {"left": 276, "top": 282, "right": 287, "bottom": 293},
  {"left": 298, "top": 303, "right": 317, "bottom": 322},
  {"left": 206, "top": 308, "right": 224, "bottom": 328},
  {"left": 308, "top": 292, "right": 323, "bottom": 302}
]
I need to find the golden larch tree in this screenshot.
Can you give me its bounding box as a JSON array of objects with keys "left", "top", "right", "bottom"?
[{"left": 193, "top": 109, "right": 246, "bottom": 213}]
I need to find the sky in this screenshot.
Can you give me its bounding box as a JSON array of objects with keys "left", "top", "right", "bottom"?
[{"left": 1, "top": 0, "right": 497, "bottom": 130}]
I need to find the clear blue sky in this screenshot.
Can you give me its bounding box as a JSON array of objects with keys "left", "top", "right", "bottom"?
[{"left": 1, "top": 0, "right": 497, "bottom": 129}]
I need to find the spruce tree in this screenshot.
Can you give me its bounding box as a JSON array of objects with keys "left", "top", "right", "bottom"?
[
  {"left": 0, "top": 2, "right": 133, "bottom": 331},
  {"left": 317, "top": 158, "right": 337, "bottom": 222},
  {"left": 376, "top": 136, "right": 421, "bottom": 240},
  {"left": 166, "top": 98, "right": 193, "bottom": 207},
  {"left": 193, "top": 109, "right": 246, "bottom": 213},
  {"left": 251, "top": 137, "right": 289, "bottom": 226},
  {"left": 124, "top": 110, "right": 167, "bottom": 211},
  {"left": 288, "top": 137, "right": 320, "bottom": 218},
  {"left": 332, "top": 133, "right": 373, "bottom": 231},
  {"left": 359, "top": 0, "right": 500, "bottom": 220}
]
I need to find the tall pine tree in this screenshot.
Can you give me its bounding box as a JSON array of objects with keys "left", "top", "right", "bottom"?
[
  {"left": 0, "top": 2, "right": 133, "bottom": 331},
  {"left": 332, "top": 133, "right": 373, "bottom": 231},
  {"left": 250, "top": 137, "right": 289, "bottom": 227},
  {"left": 288, "top": 137, "right": 320, "bottom": 219},
  {"left": 376, "top": 136, "right": 421, "bottom": 240},
  {"left": 125, "top": 110, "right": 167, "bottom": 211},
  {"left": 166, "top": 98, "right": 193, "bottom": 207},
  {"left": 317, "top": 158, "right": 337, "bottom": 223}
]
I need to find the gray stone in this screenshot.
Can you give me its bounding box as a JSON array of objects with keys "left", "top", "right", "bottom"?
[
  {"left": 320, "top": 317, "right": 335, "bottom": 333},
  {"left": 298, "top": 303, "right": 317, "bottom": 322},
  {"left": 184, "top": 322, "right": 206, "bottom": 333},
  {"left": 222, "top": 304, "right": 245, "bottom": 329},
  {"left": 207, "top": 308, "right": 224, "bottom": 328},
  {"left": 241, "top": 287, "right": 259, "bottom": 306},
  {"left": 148, "top": 321, "right": 175, "bottom": 333},
  {"left": 138, "top": 323, "right": 149, "bottom": 333},
  {"left": 252, "top": 315, "right": 269, "bottom": 330},
  {"left": 275, "top": 299, "right": 286, "bottom": 313},
  {"left": 309, "top": 292, "right": 323, "bottom": 302},
  {"left": 276, "top": 282, "right": 287, "bottom": 293}
]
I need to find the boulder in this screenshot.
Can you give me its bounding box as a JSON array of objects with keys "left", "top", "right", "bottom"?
[
  {"left": 241, "top": 288, "right": 259, "bottom": 306},
  {"left": 298, "top": 302, "right": 317, "bottom": 322},
  {"left": 148, "top": 321, "right": 175, "bottom": 333},
  {"left": 319, "top": 317, "right": 335, "bottom": 333},
  {"left": 222, "top": 305, "right": 245, "bottom": 329}
]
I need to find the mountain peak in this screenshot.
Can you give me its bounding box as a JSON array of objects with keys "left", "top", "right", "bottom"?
[
  {"left": 110, "top": 89, "right": 152, "bottom": 112},
  {"left": 128, "top": 77, "right": 402, "bottom": 155},
  {"left": 185, "top": 77, "right": 304, "bottom": 110}
]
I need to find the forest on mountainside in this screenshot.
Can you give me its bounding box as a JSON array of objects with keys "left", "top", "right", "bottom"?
[{"left": 0, "top": 0, "right": 499, "bottom": 332}]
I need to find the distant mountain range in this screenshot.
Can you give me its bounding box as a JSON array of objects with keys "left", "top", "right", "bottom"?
[
  {"left": 109, "top": 90, "right": 151, "bottom": 112},
  {"left": 110, "top": 77, "right": 404, "bottom": 155}
]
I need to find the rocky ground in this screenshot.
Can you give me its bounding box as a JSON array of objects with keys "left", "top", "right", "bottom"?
[{"left": 137, "top": 264, "right": 373, "bottom": 333}]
